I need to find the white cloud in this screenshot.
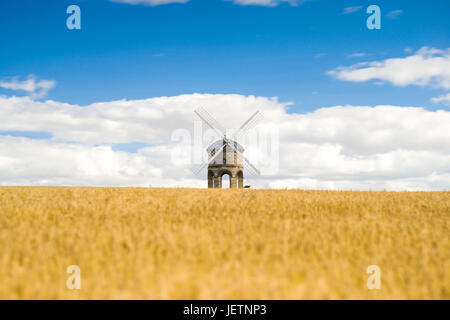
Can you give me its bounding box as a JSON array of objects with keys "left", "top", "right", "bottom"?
[
  {"left": 328, "top": 47, "right": 450, "bottom": 90},
  {"left": 431, "top": 93, "right": 450, "bottom": 106},
  {"left": 386, "top": 9, "right": 403, "bottom": 19},
  {"left": 0, "top": 136, "right": 199, "bottom": 187},
  {"left": 231, "top": 0, "right": 306, "bottom": 7},
  {"left": 0, "top": 75, "right": 56, "bottom": 98},
  {"left": 0, "top": 94, "right": 285, "bottom": 144},
  {"left": 1, "top": 94, "right": 450, "bottom": 190},
  {"left": 342, "top": 6, "right": 362, "bottom": 14}
]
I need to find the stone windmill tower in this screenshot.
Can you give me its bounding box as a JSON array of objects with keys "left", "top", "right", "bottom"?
[
  {"left": 206, "top": 137, "right": 244, "bottom": 188},
  {"left": 194, "top": 107, "right": 262, "bottom": 189}
]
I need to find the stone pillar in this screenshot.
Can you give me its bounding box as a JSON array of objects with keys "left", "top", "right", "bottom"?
[
  {"left": 230, "top": 172, "right": 238, "bottom": 188},
  {"left": 214, "top": 174, "right": 221, "bottom": 188},
  {"left": 208, "top": 171, "right": 214, "bottom": 188},
  {"left": 238, "top": 172, "right": 243, "bottom": 188}
]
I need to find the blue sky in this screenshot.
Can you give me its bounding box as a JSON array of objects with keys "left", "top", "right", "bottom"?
[
  {"left": 1, "top": 0, "right": 449, "bottom": 111},
  {"left": 0, "top": 0, "right": 449, "bottom": 189}
]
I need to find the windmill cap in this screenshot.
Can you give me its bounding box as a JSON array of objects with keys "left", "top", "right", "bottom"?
[{"left": 206, "top": 138, "right": 245, "bottom": 152}]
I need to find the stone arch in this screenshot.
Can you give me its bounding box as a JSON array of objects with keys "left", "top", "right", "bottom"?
[
  {"left": 219, "top": 170, "right": 232, "bottom": 189},
  {"left": 221, "top": 173, "right": 231, "bottom": 188}
]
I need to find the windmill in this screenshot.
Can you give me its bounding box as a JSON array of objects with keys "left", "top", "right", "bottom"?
[{"left": 194, "top": 107, "right": 263, "bottom": 188}]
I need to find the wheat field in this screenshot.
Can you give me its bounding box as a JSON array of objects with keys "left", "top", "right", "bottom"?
[{"left": 0, "top": 186, "right": 448, "bottom": 299}]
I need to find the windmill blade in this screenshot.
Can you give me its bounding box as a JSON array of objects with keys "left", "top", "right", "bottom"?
[
  {"left": 233, "top": 110, "right": 263, "bottom": 141},
  {"left": 193, "top": 107, "right": 263, "bottom": 177},
  {"left": 194, "top": 107, "right": 226, "bottom": 137},
  {"left": 243, "top": 158, "right": 261, "bottom": 176},
  {"left": 224, "top": 140, "right": 261, "bottom": 176},
  {"left": 237, "top": 110, "right": 263, "bottom": 132},
  {"left": 192, "top": 143, "right": 226, "bottom": 175}
]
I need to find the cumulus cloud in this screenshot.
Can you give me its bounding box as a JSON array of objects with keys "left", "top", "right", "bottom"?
[
  {"left": 431, "top": 93, "right": 450, "bottom": 106},
  {"left": 328, "top": 47, "right": 450, "bottom": 90},
  {"left": 109, "top": 0, "right": 189, "bottom": 6},
  {"left": 342, "top": 6, "right": 362, "bottom": 14},
  {"left": 0, "top": 136, "right": 198, "bottom": 187},
  {"left": 1, "top": 94, "right": 450, "bottom": 190},
  {"left": 0, "top": 94, "right": 285, "bottom": 144},
  {"left": 0, "top": 75, "right": 56, "bottom": 98}
]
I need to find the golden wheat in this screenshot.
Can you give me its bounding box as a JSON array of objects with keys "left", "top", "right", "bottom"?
[{"left": 0, "top": 187, "right": 448, "bottom": 299}]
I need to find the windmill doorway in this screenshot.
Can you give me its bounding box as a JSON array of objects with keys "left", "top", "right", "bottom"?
[{"left": 221, "top": 173, "right": 231, "bottom": 188}]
